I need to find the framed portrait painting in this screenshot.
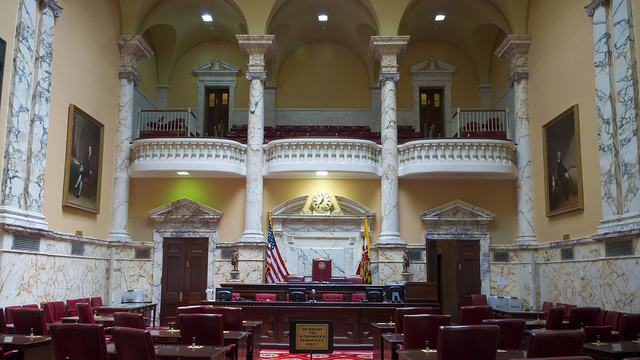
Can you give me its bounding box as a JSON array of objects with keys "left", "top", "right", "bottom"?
[
  {"left": 62, "top": 104, "right": 104, "bottom": 213},
  {"left": 543, "top": 104, "right": 584, "bottom": 217}
]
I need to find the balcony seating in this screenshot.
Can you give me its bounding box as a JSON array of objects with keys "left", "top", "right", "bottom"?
[
  {"left": 394, "top": 307, "right": 435, "bottom": 333},
  {"left": 437, "top": 325, "right": 500, "bottom": 360},
  {"left": 284, "top": 274, "right": 305, "bottom": 282},
  {"left": 345, "top": 275, "right": 364, "bottom": 284},
  {"left": 471, "top": 294, "right": 487, "bottom": 305},
  {"left": 205, "top": 307, "right": 243, "bottom": 331},
  {"left": 11, "top": 308, "right": 48, "bottom": 335},
  {"left": 322, "top": 293, "right": 344, "bottom": 302},
  {"left": 351, "top": 293, "right": 366, "bottom": 302},
  {"left": 111, "top": 327, "right": 157, "bottom": 360},
  {"left": 545, "top": 306, "right": 566, "bottom": 330},
  {"left": 618, "top": 313, "right": 640, "bottom": 341},
  {"left": 482, "top": 318, "right": 526, "bottom": 349},
  {"left": 457, "top": 305, "right": 492, "bottom": 325},
  {"left": 113, "top": 312, "right": 146, "bottom": 329},
  {"left": 52, "top": 301, "right": 66, "bottom": 321},
  {"left": 50, "top": 323, "right": 108, "bottom": 360},
  {"left": 526, "top": 330, "right": 585, "bottom": 358},
  {"left": 584, "top": 325, "right": 612, "bottom": 342},
  {"left": 4, "top": 306, "right": 21, "bottom": 324},
  {"left": 569, "top": 307, "right": 601, "bottom": 329},
  {"left": 255, "top": 293, "right": 277, "bottom": 302},
  {"left": 398, "top": 314, "right": 451, "bottom": 350}
]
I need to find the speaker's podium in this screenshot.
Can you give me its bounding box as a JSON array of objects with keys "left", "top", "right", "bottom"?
[{"left": 312, "top": 258, "right": 331, "bottom": 282}]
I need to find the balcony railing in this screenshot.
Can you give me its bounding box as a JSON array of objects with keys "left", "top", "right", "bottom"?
[
  {"left": 136, "top": 109, "right": 197, "bottom": 139},
  {"left": 453, "top": 108, "right": 509, "bottom": 139}
]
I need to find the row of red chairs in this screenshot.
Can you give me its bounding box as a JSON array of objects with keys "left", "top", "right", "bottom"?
[{"left": 3, "top": 297, "right": 103, "bottom": 326}]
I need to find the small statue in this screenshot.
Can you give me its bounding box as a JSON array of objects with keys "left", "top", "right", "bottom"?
[
  {"left": 231, "top": 249, "right": 239, "bottom": 271},
  {"left": 402, "top": 251, "right": 411, "bottom": 273}
]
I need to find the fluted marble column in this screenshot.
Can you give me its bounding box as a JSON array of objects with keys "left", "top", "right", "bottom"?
[
  {"left": 236, "top": 35, "right": 276, "bottom": 243},
  {"left": 108, "top": 36, "right": 153, "bottom": 242},
  {"left": 586, "top": 0, "right": 640, "bottom": 233},
  {"left": 369, "top": 36, "right": 409, "bottom": 244},
  {"left": 495, "top": 35, "right": 536, "bottom": 245},
  {"left": 0, "top": 0, "right": 62, "bottom": 229}
]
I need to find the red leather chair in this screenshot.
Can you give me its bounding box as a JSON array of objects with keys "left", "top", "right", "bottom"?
[
  {"left": 584, "top": 325, "right": 612, "bottom": 342},
  {"left": 351, "top": 293, "right": 366, "bottom": 302},
  {"left": 174, "top": 305, "right": 212, "bottom": 329},
  {"left": 557, "top": 303, "right": 577, "bottom": 322},
  {"left": 601, "top": 310, "right": 620, "bottom": 331},
  {"left": 545, "top": 306, "right": 566, "bottom": 330},
  {"left": 398, "top": 314, "right": 451, "bottom": 350},
  {"left": 52, "top": 301, "right": 66, "bottom": 321},
  {"left": 23, "top": 304, "right": 38, "bottom": 309},
  {"left": 540, "top": 301, "right": 553, "bottom": 313},
  {"left": 113, "top": 312, "right": 146, "bottom": 329},
  {"left": 482, "top": 318, "right": 526, "bottom": 349},
  {"left": 346, "top": 275, "right": 364, "bottom": 284},
  {"left": 39, "top": 301, "right": 57, "bottom": 323},
  {"left": 0, "top": 348, "right": 18, "bottom": 359},
  {"left": 618, "top": 313, "right": 640, "bottom": 341},
  {"left": 66, "top": 298, "right": 83, "bottom": 316},
  {"left": 526, "top": 330, "right": 585, "bottom": 358},
  {"left": 76, "top": 302, "right": 96, "bottom": 324},
  {"left": 4, "top": 306, "right": 21, "bottom": 324},
  {"left": 457, "top": 305, "right": 492, "bottom": 325},
  {"left": 284, "top": 274, "right": 305, "bottom": 282},
  {"left": 233, "top": 293, "right": 241, "bottom": 301},
  {"left": 0, "top": 308, "right": 7, "bottom": 333},
  {"left": 394, "top": 307, "right": 434, "bottom": 333},
  {"left": 11, "top": 308, "right": 48, "bottom": 335},
  {"left": 179, "top": 314, "right": 224, "bottom": 346},
  {"left": 255, "top": 294, "right": 277, "bottom": 302},
  {"left": 471, "top": 294, "right": 488, "bottom": 305},
  {"left": 111, "top": 326, "right": 157, "bottom": 360},
  {"left": 437, "top": 325, "right": 499, "bottom": 360},
  {"left": 50, "top": 323, "right": 108, "bottom": 360},
  {"left": 205, "top": 307, "right": 243, "bottom": 331},
  {"left": 569, "top": 307, "right": 601, "bottom": 329},
  {"left": 322, "top": 293, "right": 344, "bottom": 302},
  {"left": 91, "top": 297, "right": 104, "bottom": 307}
]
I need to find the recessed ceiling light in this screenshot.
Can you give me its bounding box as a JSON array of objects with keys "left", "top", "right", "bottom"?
[
  {"left": 316, "top": 171, "right": 328, "bottom": 176},
  {"left": 177, "top": 171, "right": 190, "bottom": 176},
  {"left": 435, "top": 14, "right": 446, "bottom": 21},
  {"left": 318, "top": 14, "right": 328, "bottom": 22},
  {"left": 202, "top": 14, "right": 213, "bottom": 22}
]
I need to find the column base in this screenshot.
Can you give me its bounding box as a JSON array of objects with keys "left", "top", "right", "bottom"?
[
  {"left": 239, "top": 231, "right": 265, "bottom": 243},
  {"left": 0, "top": 206, "right": 48, "bottom": 230},
  {"left": 597, "top": 211, "right": 640, "bottom": 234},
  {"left": 377, "top": 232, "right": 404, "bottom": 244},
  {"left": 108, "top": 232, "right": 132, "bottom": 242},
  {"left": 514, "top": 235, "right": 536, "bottom": 245}
]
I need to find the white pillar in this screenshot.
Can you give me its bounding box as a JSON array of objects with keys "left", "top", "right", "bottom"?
[
  {"left": 236, "top": 35, "right": 276, "bottom": 243},
  {"left": 108, "top": 36, "right": 153, "bottom": 242},
  {"left": 495, "top": 35, "right": 536, "bottom": 245},
  {"left": 369, "top": 36, "right": 409, "bottom": 245},
  {"left": 156, "top": 83, "right": 170, "bottom": 110}
]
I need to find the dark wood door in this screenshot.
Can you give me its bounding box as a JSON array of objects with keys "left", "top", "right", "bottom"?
[
  {"left": 205, "top": 88, "right": 229, "bottom": 137},
  {"left": 419, "top": 89, "right": 444, "bottom": 137},
  {"left": 456, "top": 240, "right": 481, "bottom": 309},
  {"left": 160, "top": 237, "right": 208, "bottom": 326}
]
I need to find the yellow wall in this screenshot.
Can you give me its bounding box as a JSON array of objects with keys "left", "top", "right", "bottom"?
[
  {"left": 275, "top": 41, "right": 371, "bottom": 109},
  {"left": 527, "top": 0, "right": 602, "bottom": 242},
  {"left": 489, "top": 33, "right": 511, "bottom": 104},
  {"left": 42, "top": 0, "right": 121, "bottom": 238},
  {"left": 398, "top": 39, "right": 482, "bottom": 109}
]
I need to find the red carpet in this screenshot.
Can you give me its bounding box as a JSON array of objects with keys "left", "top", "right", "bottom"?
[{"left": 261, "top": 350, "right": 373, "bottom": 360}]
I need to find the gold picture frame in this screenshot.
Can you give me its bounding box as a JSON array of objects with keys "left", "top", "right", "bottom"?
[
  {"left": 62, "top": 104, "right": 104, "bottom": 213},
  {"left": 543, "top": 104, "right": 584, "bottom": 217}
]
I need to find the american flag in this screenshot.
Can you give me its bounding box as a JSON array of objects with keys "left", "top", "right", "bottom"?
[{"left": 265, "top": 217, "right": 289, "bottom": 283}]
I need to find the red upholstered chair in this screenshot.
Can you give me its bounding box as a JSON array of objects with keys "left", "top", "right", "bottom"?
[
  {"left": 174, "top": 305, "right": 212, "bottom": 329},
  {"left": 351, "top": 293, "right": 366, "bottom": 302},
  {"left": 394, "top": 307, "right": 434, "bottom": 333},
  {"left": 111, "top": 326, "right": 157, "bottom": 360},
  {"left": 4, "top": 306, "right": 21, "bottom": 324},
  {"left": 603, "top": 310, "right": 621, "bottom": 331},
  {"left": 23, "top": 304, "right": 38, "bottom": 309},
  {"left": 0, "top": 308, "right": 7, "bottom": 333},
  {"left": 584, "top": 325, "right": 612, "bottom": 342},
  {"left": 76, "top": 302, "right": 97, "bottom": 324},
  {"left": 233, "top": 293, "right": 241, "bottom": 301},
  {"left": 398, "top": 314, "right": 451, "bottom": 350},
  {"left": 471, "top": 294, "right": 488, "bottom": 305},
  {"left": 346, "top": 275, "right": 364, "bottom": 284},
  {"left": 482, "top": 318, "right": 526, "bottom": 349},
  {"left": 540, "top": 301, "right": 553, "bottom": 313},
  {"left": 557, "top": 303, "right": 577, "bottom": 322},
  {"left": 50, "top": 323, "right": 108, "bottom": 360},
  {"left": 524, "top": 357, "right": 594, "bottom": 360},
  {"left": 11, "top": 308, "right": 48, "bottom": 335},
  {"left": 437, "top": 325, "right": 500, "bottom": 360},
  {"left": 598, "top": 310, "right": 608, "bottom": 326},
  {"left": 618, "top": 313, "right": 640, "bottom": 341},
  {"left": 179, "top": 314, "right": 225, "bottom": 346},
  {"left": 569, "top": 307, "right": 601, "bottom": 329},
  {"left": 255, "top": 294, "right": 277, "bottom": 302},
  {"left": 322, "top": 293, "right": 344, "bottom": 302},
  {"left": 52, "top": 301, "right": 66, "bottom": 321},
  {"left": 66, "top": 298, "right": 83, "bottom": 316},
  {"left": 545, "top": 306, "right": 566, "bottom": 330},
  {"left": 91, "top": 297, "right": 104, "bottom": 307},
  {"left": 284, "top": 274, "right": 305, "bottom": 282},
  {"left": 0, "top": 348, "right": 18, "bottom": 359},
  {"left": 205, "top": 307, "right": 243, "bottom": 331},
  {"left": 458, "top": 305, "right": 493, "bottom": 325},
  {"left": 526, "top": 330, "right": 586, "bottom": 358},
  {"left": 40, "top": 301, "right": 57, "bottom": 323},
  {"left": 113, "top": 312, "right": 146, "bottom": 329}
]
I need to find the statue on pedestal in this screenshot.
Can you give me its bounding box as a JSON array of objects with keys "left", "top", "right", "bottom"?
[
  {"left": 401, "top": 250, "right": 411, "bottom": 283},
  {"left": 231, "top": 248, "right": 239, "bottom": 271}
]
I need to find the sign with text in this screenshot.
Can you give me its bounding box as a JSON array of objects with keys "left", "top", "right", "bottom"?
[{"left": 289, "top": 321, "right": 334, "bottom": 354}]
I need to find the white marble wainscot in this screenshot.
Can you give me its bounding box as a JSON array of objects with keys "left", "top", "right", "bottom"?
[
  {"left": 111, "top": 245, "right": 154, "bottom": 304},
  {"left": 374, "top": 244, "right": 407, "bottom": 285},
  {"left": 488, "top": 246, "right": 534, "bottom": 309},
  {"left": 149, "top": 198, "right": 222, "bottom": 323},
  {"left": 405, "top": 244, "right": 427, "bottom": 283},
  {"left": 214, "top": 243, "right": 265, "bottom": 287}
]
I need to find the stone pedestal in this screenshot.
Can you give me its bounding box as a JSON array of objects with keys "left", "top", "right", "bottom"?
[
  {"left": 229, "top": 270, "right": 241, "bottom": 283},
  {"left": 401, "top": 272, "right": 411, "bottom": 283}
]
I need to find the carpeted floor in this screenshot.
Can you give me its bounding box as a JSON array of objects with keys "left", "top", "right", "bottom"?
[{"left": 260, "top": 350, "right": 373, "bottom": 360}]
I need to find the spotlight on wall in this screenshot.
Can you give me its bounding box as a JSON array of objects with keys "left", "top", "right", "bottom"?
[
  {"left": 316, "top": 171, "right": 328, "bottom": 176},
  {"left": 318, "top": 14, "right": 328, "bottom": 22},
  {"left": 202, "top": 14, "right": 213, "bottom": 22},
  {"left": 435, "top": 14, "right": 446, "bottom": 21},
  {"left": 177, "top": 171, "right": 190, "bottom": 176}
]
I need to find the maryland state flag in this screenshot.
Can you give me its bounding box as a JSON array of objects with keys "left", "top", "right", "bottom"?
[{"left": 356, "top": 218, "right": 372, "bottom": 284}]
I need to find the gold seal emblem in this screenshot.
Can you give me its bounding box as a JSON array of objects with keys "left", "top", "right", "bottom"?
[{"left": 318, "top": 261, "right": 326, "bottom": 270}]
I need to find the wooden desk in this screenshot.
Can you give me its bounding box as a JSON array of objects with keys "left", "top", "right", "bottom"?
[
  {"left": 492, "top": 308, "right": 546, "bottom": 320},
  {"left": 0, "top": 334, "right": 52, "bottom": 360},
  {"left": 582, "top": 340, "right": 640, "bottom": 360},
  {"left": 148, "top": 329, "right": 248, "bottom": 360},
  {"left": 243, "top": 320, "right": 262, "bottom": 360},
  {"left": 95, "top": 303, "right": 157, "bottom": 328},
  {"left": 397, "top": 348, "right": 526, "bottom": 360},
  {"left": 107, "top": 342, "right": 227, "bottom": 360},
  {"left": 382, "top": 333, "right": 403, "bottom": 360},
  {"left": 60, "top": 315, "right": 115, "bottom": 326},
  {"left": 372, "top": 322, "right": 395, "bottom": 360}
]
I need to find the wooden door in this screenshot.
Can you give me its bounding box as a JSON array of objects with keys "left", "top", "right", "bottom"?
[
  {"left": 205, "top": 88, "right": 229, "bottom": 137},
  {"left": 160, "top": 237, "right": 208, "bottom": 326},
  {"left": 419, "top": 89, "right": 444, "bottom": 137},
  {"left": 456, "top": 240, "right": 481, "bottom": 309}
]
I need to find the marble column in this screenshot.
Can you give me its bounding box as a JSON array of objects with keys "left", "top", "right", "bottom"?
[
  {"left": 495, "top": 35, "right": 536, "bottom": 245},
  {"left": 586, "top": 0, "right": 640, "bottom": 233},
  {"left": 156, "top": 83, "right": 170, "bottom": 110},
  {"left": 236, "top": 35, "right": 276, "bottom": 243},
  {"left": 108, "top": 36, "right": 153, "bottom": 242},
  {"left": 369, "top": 36, "right": 409, "bottom": 244},
  {"left": 0, "top": 0, "right": 62, "bottom": 229}
]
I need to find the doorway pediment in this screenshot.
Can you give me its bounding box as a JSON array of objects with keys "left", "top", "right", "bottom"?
[
  {"left": 149, "top": 197, "right": 222, "bottom": 230},
  {"left": 420, "top": 199, "right": 494, "bottom": 223}
]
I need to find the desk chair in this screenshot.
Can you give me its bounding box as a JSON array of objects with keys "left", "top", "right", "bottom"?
[
  {"left": 23, "top": 304, "right": 38, "bottom": 309},
  {"left": 569, "top": 307, "right": 601, "bottom": 329},
  {"left": 111, "top": 326, "right": 157, "bottom": 360},
  {"left": 437, "top": 325, "right": 499, "bottom": 360},
  {"left": 584, "top": 325, "right": 612, "bottom": 342},
  {"left": 113, "top": 312, "right": 146, "bottom": 329},
  {"left": 557, "top": 303, "right": 577, "bottom": 322},
  {"left": 457, "top": 305, "right": 492, "bottom": 325},
  {"left": 91, "top": 297, "right": 104, "bottom": 307},
  {"left": 52, "top": 301, "right": 66, "bottom": 321},
  {"left": 284, "top": 274, "right": 305, "bottom": 282},
  {"left": 618, "top": 313, "right": 640, "bottom": 341},
  {"left": 471, "top": 294, "right": 487, "bottom": 305},
  {"left": 255, "top": 294, "right": 277, "bottom": 302},
  {"left": 66, "top": 298, "right": 84, "bottom": 317},
  {"left": 50, "top": 323, "right": 108, "bottom": 360},
  {"left": 0, "top": 349, "right": 18, "bottom": 359},
  {"left": 398, "top": 314, "right": 451, "bottom": 350},
  {"left": 346, "top": 275, "right": 364, "bottom": 284},
  {"left": 545, "top": 306, "right": 566, "bottom": 330},
  {"left": 175, "top": 305, "right": 213, "bottom": 329},
  {"left": 178, "top": 313, "right": 234, "bottom": 360},
  {"left": 39, "top": 302, "right": 57, "bottom": 324},
  {"left": 603, "top": 310, "right": 621, "bottom": 330},
  {"left": 482, "top": 318, "right": 526, "bottom": 349},
  {"left": 322, "top": 293, "right": 344, "bottom": 302},
  {"left": 351, "top": 293, "right": 366, "bottom": 302},
  {"left": 4, "top": 306, "right": 21, "bottom": 324},
  {"left": 540, "top": 301, "right": 553, "bottom": 313},
  {"left": 205, "top": 307, "right": 243, "bottom": 331},
  {"left": 394, "top": 307, "right": 434, "bottom": 333},
  {"left": 0, "top": 310, "right": 6, "bottom": 333},
  {"left": 526, "top": 330, "right": 585, "bottom": 358},
  {"left": 11, "top": 308, "right": 48, "bottom": 335}
]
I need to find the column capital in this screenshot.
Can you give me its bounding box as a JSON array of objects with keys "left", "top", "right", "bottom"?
[
  {"left": 585, "top": 0, "right": 608, "bottom": 17},
  {"left": 246, "top": 72, "right": 268, "bottom": 82},
  {"left": 369, "top": 36, "right": 410, "bottom": 74},
  {"left": 495, "top": 34, "right": 531, "bottom": 84},
  {"left": 236, "top": 35, "right": 277, "bottom": 73},
  {"left": 117, "top": 35, "right": 154, "bottom": 85},
  {"left": 39, "top": 0, "right": 63, "bottom": 18}
]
